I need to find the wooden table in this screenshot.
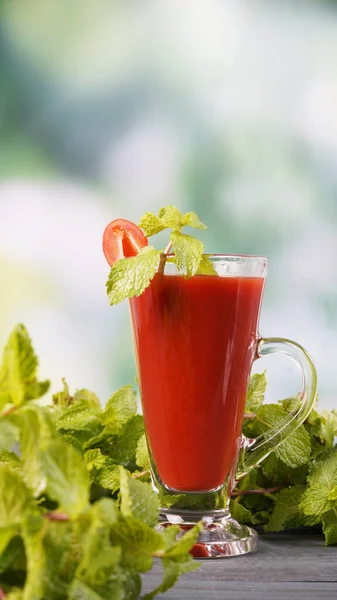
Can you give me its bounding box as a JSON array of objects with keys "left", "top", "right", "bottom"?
[{"left": 142, "top": 532, "right": 337, "bottom": 600}]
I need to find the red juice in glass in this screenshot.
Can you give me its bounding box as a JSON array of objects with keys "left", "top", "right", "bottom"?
[{"left": 130, "top": 269, "right": 265, "bottom": 492}]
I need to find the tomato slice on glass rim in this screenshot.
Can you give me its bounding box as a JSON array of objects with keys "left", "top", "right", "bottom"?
[{"left": 102, "top": 218, "right": 149, "bottom": 267}]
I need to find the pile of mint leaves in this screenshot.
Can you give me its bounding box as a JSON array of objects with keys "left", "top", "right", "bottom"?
[{"left": 0, "top": 325, "right": 336, "bottom": 599}]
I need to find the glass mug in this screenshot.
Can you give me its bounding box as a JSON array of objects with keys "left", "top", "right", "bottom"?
[{"left": 129, "top": 256, "right": 317, "bottom": 558}]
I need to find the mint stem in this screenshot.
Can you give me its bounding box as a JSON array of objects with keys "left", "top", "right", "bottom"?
[
  {"left": 44, "top": 511, "right": 70, "bottom": 521},
  {"left": 0, "top": 586, "right": 6, "bottom": 599},
  {"left": 231, "top": 483, "right": 287, "bottom": 497},
  {"left": 0, "top": 404, "right": 17, "bottom": 418},
  {"left": 132, "top": 469, "right": 150, "bottom": 479},
  {"left": 158, "top": 240, "right": 173, "bottom": 275}
]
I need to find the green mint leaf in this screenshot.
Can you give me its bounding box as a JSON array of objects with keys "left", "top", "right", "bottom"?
[
  {"left": 180, "top": 211, "right": 207, "bottom": 230},
  {"left": 110, "top": 515, "right": 163, "bottom": 573},
  {"left": 0, "top": 324, "right": 50, "bottom": 410},
  {"left": 300, "top": 452, "right": 337, "bottom": 517},
  {"left": 70, "top": 499, "right": 124, "bottom": 600},
  {"left": 102, "top": 385, "right": 137, "bottom": 429},
  {"left": 6, "top": 590, "right": 24, "bottom": 600},
  {"left": 158, "top": 206, "right": 183, "bottom": 229},
  {"left": 22, "top": 514, "right": 81, "bottom": 600},
  {"left": 163, "top": 523, "right": 201, "bottom": 559},
  {"left": 86, "top": 415, "right": 144, "bottom": 469},
  {"left": 135, "top": 434, "right": 150, "bottom": 471},
  {"left": 245, "top": 372, "right": 267, "bottom": 413},
  {"left": 55, "top": 400, "right": 102, "bottom": 432},
  {"left": 52, "top": 378, "right": 72, "bottom": 407},
  {"left": 170, "top": 231, "right": 204, "bottom": 277},
  {"left": 0, "top": 417, "right": 20, "bottom": 451},
  {"left": 0, "top": 449, "right": 21, "bottom": 472},
  {"left": 245, "top": 404, "right": 311, "bottom": 468},
  {"left": 120, "top": 467, "right": 159, "bottom": 528},
  {"left": 261, "top": 453, "right": 308, "bottom": 486},
  {"left": 0, "top": 534, "right": 26, "bottom": 575},
  {"left": 264, "top": 485, "right": 306, "bottom": 532},
  {"left": 320, "top": 409, "right": 337, "bottom": 449},
  {"left": 15, "top": 405, "right": 55, "bottom": 496},
  {"left": 40, "top": 441, "right": 90, "bottom": 516},
  {"left": 106, "top": 247, "right": 161, "bottom": 306},
  {"left": 73, "top": 389, "right": 101, "bottom": 408},
  {"left": 84, "top": 450, "right": 121, "bottom": 493},
  {"left": 138, "top": 213, "right": 166, "bottom": 236},
  {"left": 144, "top": 555, "right": 198, "bottom": 600},
  {"left": 0, "top": 466, "right": 34, "bottom": 528},
  {"left": 195, "top": 255, "right": 218, "bottom": 276},
  {"left": 229, "top": 497, "right": 255, "bottom": 524},
  {"left": 322, "top": 509, "right": 337, "bottom": 545}
]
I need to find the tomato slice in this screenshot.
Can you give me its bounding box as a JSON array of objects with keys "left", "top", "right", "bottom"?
[{"left": 102, "top": 218, "right": 149, "bottom": 267}]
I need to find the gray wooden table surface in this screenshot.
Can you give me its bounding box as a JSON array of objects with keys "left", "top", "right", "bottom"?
[{"left": 142, "top": 532, "right": 337, "bottom": 600}]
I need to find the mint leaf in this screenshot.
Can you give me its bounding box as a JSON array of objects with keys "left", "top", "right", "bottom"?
[
  {"left": 106, "top": 247, "right": 161, "bottom": 306},
  {"left": 322, "top": 509, "right": 337, "bottom": 545},
  {"left": 320, "top": 409, "right": 337, "bottom": 449},
  {"left": 245, "top": 372, "right": 267, "bottom": 413},
  {"left": 300, "top": 452, "right": 337, "bottom": 517},
  {"left": 40, "top": 441, "right": 90, "bottom": 516},
  {"left": 139, "top": 213, "right": 166, "bottom": 236},
  {"left": 139, "top": 207, "right": 206, "bottom": 236},
  {"left": 170, "top": 231, "right": 204, "bottom": 277},
  {"left": 0, "top": 418, "right": 20, "bottom": 451},
  {"left": 144, "top": 556, "right": 198, "bottom": 600},
  {"left": 135, "top": 434, "right": 150, "bottom": 471},
  {"left": 56, "top": 401, "right": 101, "bottom": 432},
  {"left": 16, "top": 405, "right": 55, "bottom": 495},
  {"left": 84, "top": 450, "right": 121, "bottom": 493},
  {"left": 196, "top": 255, "right": 218, "bottom": 276},
  {"left": 158, "top": 206, "right": 183, "bottom": 229},
  {"left": 120, "top": 467, "right": 159, "bottom": 527},
  {"left": 110, "top": 515, "right": 163, "bottom": 573},
  {"left": 265, "top": 485, "right": 306, "bottom": 532},
  {"left": 0, "top": 449, "right": 21, "bottom": 471},
  {"left": 180, "top": 211, "right": 207, "bottom": 230},
  {"left": 52, "top": 378, "right": 72, "bottom": 407},
  {"left": 0, "top": 324, "right": 49, "bottom": 409},
  {"left": 0, "top": 466, "right": 33, "bottom": 528},
  {"left": 230, "top": 497, "right": 254, "bottom": 524},
  {"left": 102, "top": 385, "right": 137, "bottom": 429},
  {"left": 246, "top": 404, "right": 311, "bottom": 468}
]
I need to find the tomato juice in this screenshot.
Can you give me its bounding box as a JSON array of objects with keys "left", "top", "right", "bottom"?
[{"left": 130, "top": 271, "right": 265, "bottom": 492}]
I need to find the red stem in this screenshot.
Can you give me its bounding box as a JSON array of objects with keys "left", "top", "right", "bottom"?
[
  {"left": 0, "top": 586, "right": 6, "bottom": 599},
  {"left": 231, "top": 483, "right": 287, "bottom": 497},
  {"left": 44, "top": 512, "right": 69, "bottom": 521},
  {"left": 0, "top": 404, "right": 17, "bottom": 418}
]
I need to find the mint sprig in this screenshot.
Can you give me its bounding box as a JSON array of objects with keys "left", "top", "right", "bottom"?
[{"left": 106, "top": 206, "right": 213, "bottom": 306}]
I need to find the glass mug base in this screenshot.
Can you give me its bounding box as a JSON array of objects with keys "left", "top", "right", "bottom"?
[{"left": 158, "top": 508, "right": 258, "bottom": 558}]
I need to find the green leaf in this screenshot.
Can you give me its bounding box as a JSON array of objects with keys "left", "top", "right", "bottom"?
[
  {"left": 163, "top": 523, "right": 201, "bottom": 559},
  {"left": 22, "top": 515, "right": 81, "bottom": 600},
  {"left": 139, "top": 213, "right": 166, "bottom": 236},
  {"left": 180, "top": 211, "right": 207, "bottom": 230},
  {"left": 52, "top": 378, "right": 72, "bottom": 407},
  {"left": 261, "top": 453, "right": 308, "bottom": 486},
  {"left": 158, "top": 206, "right": 183, "bottom": 229},
  {"left": 0, "top": 534, "right": 26, "bottom": 574},
  {"left": 110, "top": 515, "right": 163, "bottom": 573},
  {"left": 40, "top": 441, "right": 90, "bottom": 517},
  {"left": 102, "top": 385, "right": 137, "bottom": 429},
  {"left": 0, "top": 324, "right": 50, "bottom": 409},
  {"left": 195, "top": 255, "right": 218, "bottom": 276},
  {"left": 73, "top": 389, "right": 101, "bottom": 408},
  {"left": 16, "top": 405, "right": 55, "bottom": 495},
  {"left": 0, "top": 466, "right": 34, "bottom": 528},
  {"left": 135, "top": 434, "right": 150, "bottom": 471},
  {"left": 144, "top": 556, "right": 198, "bottom": 600},
  {"left": 84, "top": 450, "right": 121, "bottom": 493},
  {"left": 230, "top": 498, "right": 254, "bottom": 524},
  {"left": 248, "top": 404, "right": 311, "bottom": 468},
  {"left": 265, "top": 486, "right": 306, "bottom": 532},
  {"left": 170, "top": 231, "right": 204, "bottom": 277},
  {"left": 0, "top": 417, "right": 20, "bottom": 451},
  {"left": 320, "top": 409, "right": 337, "bottom": 449},
  {"left": 322, "top": 508, "right": 337, "bottom": 545},
  {"left": 300, "top": 452, "right": 337, "bottom": 517},
  {"left": 56, "top": 401, "right": 101, "bottom": 432},
  {"left": 245, "top": 372, "right": 267, "bottom": 413},
  {"left": 106, "top": 247, "right": 161, "bottom": 306},
  {"left": 0, "top": 449, "right": 21, "bottom": 471},
  {"left": 120, "top": 467, "right": 159, "bottom": 528}
]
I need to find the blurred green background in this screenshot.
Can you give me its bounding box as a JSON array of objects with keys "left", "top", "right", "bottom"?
[{"left": 0, "top": 0, "right": 336, "bottom": 407}]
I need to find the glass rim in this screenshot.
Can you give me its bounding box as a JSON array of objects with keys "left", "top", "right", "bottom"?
[{"left": 167, "top": 253, "right": 268, "bottom": 264}]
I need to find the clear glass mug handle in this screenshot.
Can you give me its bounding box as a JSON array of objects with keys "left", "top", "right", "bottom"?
[{"left": 237, "top": 337, "right": 318, "bottom": 479}]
